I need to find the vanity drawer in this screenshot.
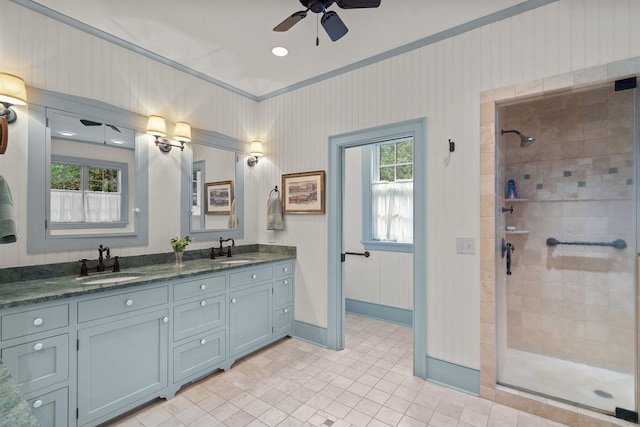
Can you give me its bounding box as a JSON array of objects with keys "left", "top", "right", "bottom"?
[
  {"left": 274, "top": 277, "right": 294, "bottom": 308},
  {"left": 26, "top": 387, "right": 68, "bottom": 427},
  {"left": 174, "top": 275, "right": 226, "bottom": 301},
  {"left": 274, "top": 261, "right": 294, "bottom": 278},
  {"left": 173, "top": 330, "right": 226, "bottom": 383},
  {"left": 1, "top": 304, "right": 69, "bottom": 341},
  {"left": 1, "top": 334, "right": 69, "bottom": 395},
  {"left": 274, "top": 306, "right": 293, "bottom": 337},
  {"left": 173, "top": 295, "right": 226, "bottom": 342},
  {"left": 78, "top": 286, "right": 168, "bottom": 323},
  {"left": 229, "top": 266, "right": 273, "bottom": 288}
]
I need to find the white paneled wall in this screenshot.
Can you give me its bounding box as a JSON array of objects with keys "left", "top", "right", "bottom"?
[
  {"left": 0, "top": 0, "right": 259, "bottom": 268},
  {"left": 255, "top": 0, "right": 640, "bottom": 369},
  {"left": 1, "top": 0, "right": 639, "bottom": 370}
]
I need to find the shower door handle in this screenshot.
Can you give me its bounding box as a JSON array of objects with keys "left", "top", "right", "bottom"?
[{"left": 501, "top": 238, "right": 515, "bottom": 276}]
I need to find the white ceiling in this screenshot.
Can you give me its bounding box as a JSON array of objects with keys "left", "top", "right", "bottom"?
[{"left": 22, "top": 0, "right": 552, "bottom": 99}]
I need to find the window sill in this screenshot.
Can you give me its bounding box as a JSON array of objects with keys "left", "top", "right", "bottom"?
[{"left": 362, "top": 240, "right": 413, "bottom": 253}]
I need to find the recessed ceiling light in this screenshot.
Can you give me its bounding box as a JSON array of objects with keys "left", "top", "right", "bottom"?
[
  {"left": 59, "top": 131, "right": 75, "bottom": 136},
  {"left": 111, "top": 139, "right": 125, "bottom": 145},
  {"left": 272, "top": 46, "right": 288, "bottom": 57}
]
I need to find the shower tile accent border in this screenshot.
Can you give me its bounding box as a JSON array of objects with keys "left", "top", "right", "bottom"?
[{"left": 479, "top": 56, "right": 640, "bottom": 427}]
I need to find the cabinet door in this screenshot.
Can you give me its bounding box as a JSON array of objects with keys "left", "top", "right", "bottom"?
[
  {"left": 229, "top": 284, "right": 272, "bottom": 357},
  {"left": 274, "top": 306, "right": 293, "bottom": 337},
  {"left": 77, "top": 309, "right": 168, "bottom": 425},
  {"left": 26, "top": 387, "right": 68, "bottom": 427}
]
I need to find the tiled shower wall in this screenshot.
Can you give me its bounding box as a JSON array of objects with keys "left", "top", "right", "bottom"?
[{"left": 498, "top": 86, "right": 636, "bottom": 373}]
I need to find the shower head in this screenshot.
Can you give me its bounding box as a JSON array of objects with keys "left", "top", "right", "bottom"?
[{"left": 501, "top": 129, "right": 536, "bottom": 147}]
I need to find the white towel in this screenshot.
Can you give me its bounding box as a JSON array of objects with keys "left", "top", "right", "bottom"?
[
  {"left": 227, "top": 198, "right": 237, "bottom": 228},
  {"left": 267, "top": 195, "right": 284, "bottom": 230},
  {"left": 0, "top": 175, "right": 17, "bottom": 243}
]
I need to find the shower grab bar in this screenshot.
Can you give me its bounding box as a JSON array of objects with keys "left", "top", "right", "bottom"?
[
  {"left": 346, "top": 251, "right": 371, "bottom": 257},
  {"left": 546, "top": 237, "right": 627, "bottom": 250}
]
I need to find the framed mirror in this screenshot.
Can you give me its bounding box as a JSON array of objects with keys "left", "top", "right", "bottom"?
[
  {"left": 180, "top": 129, "right": 244, "bottom": 242},
  {"left": 27, "top": 88, "right": 149, "bottom": 252}
]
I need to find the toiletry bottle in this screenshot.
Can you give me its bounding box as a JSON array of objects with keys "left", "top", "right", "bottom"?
[{"left": 507, "top": 180, "right": 515, "bottom": 199}]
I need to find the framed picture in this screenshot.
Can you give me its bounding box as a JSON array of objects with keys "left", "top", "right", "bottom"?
[
  {"left": 205, "top": 180, "right": 234, "bottom": 214},
  {"left": 281, "top": 170, "right": 325, "bottom": 214}
]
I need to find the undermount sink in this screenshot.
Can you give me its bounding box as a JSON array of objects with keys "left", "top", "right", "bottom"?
[
  {"left": 76, "top": 274, "right": 142, "bottom": 285},
  {"left": 217, "top": 259, "right": 252, "bottom": 265}
]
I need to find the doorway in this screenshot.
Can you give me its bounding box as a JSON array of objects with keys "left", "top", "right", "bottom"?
[{"left": 327, "top": 118, "right": 427, "bottom": 379}]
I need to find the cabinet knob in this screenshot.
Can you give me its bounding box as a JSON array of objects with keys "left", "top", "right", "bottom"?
[
  {"left": 200, "top": 300, "right": 206, "bottom": 306},
  {"left": 33, "top": 318, "right": 43, "bottom": 326},
  {"left": 283, "top": 280, "right": 288, "bottom": 285},
  {"left": 125, "top": 299, "right": 133, "bottom": 306},
  {"left": 200, "top": 339, "right": 206, "bottom": 345},
  {"left": 283, "top": 267, "right": 288, "bottom": 272},
  {"left": 251, "top": 274, "right": 257, "bottom": 279},
  {"left": 231, "top": 298, "right": 237, "bottom": 304},
  {"left": 200, "top": 284, "right": 206, "bottom": 290},
  {"left": 162, "top": 317, "right": 169, "bottom": 323},
  {"left": 32, "top": 400, "right": 43, "bottom": 409},
  {"left": 33, "top": 343, "right": 44, "bottom": 351},
  {"left": 284, "top": 308, "right": 289, "bottom": 313}
]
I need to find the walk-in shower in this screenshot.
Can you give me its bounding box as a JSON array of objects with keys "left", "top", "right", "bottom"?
[{"left": 495, "top": 83, "right": 638, "bottom": 415}]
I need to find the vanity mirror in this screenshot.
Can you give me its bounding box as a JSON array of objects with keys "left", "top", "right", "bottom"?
[
  {"left": 180, "top": 129, "right": 244, "bottom": 241},
  {"left": 27, "top": 89, "right": 149, "bottom": 252}
]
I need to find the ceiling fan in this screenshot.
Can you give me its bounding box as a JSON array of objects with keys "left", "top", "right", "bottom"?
[
  {"left": 274, "top": 0, "right": 381, "bottom": 44},
  {"left": 80, "top": 119, "right": 121, "bottom": 133}
]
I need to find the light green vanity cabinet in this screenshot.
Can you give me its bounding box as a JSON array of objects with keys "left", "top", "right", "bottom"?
[{"left": 229, "top": 283, "right": 273, "bottom": 357}]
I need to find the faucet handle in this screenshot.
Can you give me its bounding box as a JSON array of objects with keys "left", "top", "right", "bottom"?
[
  {"left": 112, "top": 256, "right": 120, "bottom": 272},
  {"left": 227, "top": 246, "right": 232, "bottom": 257},
  {"left": 78, "top": 259, "right": 88, "bottom": 277},
  {"left": 210, "top": 247, "right": 216, "bottom": 260}
]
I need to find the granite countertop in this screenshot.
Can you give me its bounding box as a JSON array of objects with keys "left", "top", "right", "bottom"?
[
  {"left": 0, "top": 249, "right": 295, "bottom": 310},
  {"left": 0, "top": 360, "right": 39, "bottom": 427}
]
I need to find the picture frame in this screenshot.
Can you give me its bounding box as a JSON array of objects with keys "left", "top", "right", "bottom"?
[
  {"left": 281, "top": 170, "right": 325, "bottom": 214},
  {"left": 205, "top": 180, "right": 234, "bottom": 214}
]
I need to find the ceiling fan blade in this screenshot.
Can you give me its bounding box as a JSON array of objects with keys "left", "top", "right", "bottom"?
[
  {"left": 274, "top": 10, "right": 307, "bottom": 32},
  {"left": 106, "top": 124, "right": 121, "bottom": 133},
  {"left": 321, "top": 11, "right": 348, "bottom": 41},
  {"left": 336, "top": 0, "right": 381, "bottom": 9},
  {"left": 80, "top": 119, "right": 102, "bottom": 127}
]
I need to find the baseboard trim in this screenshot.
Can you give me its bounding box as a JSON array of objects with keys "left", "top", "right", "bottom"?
[
  {"left": 426, "top": 356, "right": 480, "bottom": 395},
  {"left": 294, "top": 321, "right": 327, "bottom": 347},
  {"left": 345, "top": 298, "right": 413, "bottom": 326}
]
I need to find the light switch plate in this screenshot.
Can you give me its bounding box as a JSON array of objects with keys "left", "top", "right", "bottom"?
[{"left": 456, "top": 237, "right": 475, "bottom": 254}]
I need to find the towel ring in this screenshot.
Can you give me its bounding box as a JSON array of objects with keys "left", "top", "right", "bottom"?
[{"left": 269, "top": 186, "right": 279, "bottom": 198}]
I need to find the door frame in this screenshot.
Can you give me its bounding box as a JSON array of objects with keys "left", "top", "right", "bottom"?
[{"left": 327, "top": 117, "right": 427, "bottom": 378}]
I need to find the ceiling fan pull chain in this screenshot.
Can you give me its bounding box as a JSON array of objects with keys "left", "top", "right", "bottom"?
[{"left": 316, "top": 14, "right": 320, "bottom": 46}]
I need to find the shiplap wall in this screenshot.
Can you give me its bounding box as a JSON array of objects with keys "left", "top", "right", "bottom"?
[
  {"left": 0, "top": 0, "right": 259, "bottom": 268},
  {"left": 255, "top": 0, "right": 640, "bottom": 368},
  {"left": 1, "top": 0, "right": 639, "bottom": 369}
]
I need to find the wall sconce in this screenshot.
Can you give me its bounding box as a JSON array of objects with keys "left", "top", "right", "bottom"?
[
  {"left": 0, "top": 72, "right": 28, "bottom": 124},
  {"left": 247, "top": 141, "right": 264, "bottom": 166},
  {"left": 145, "top": 115, "right": 191, "bottom": 152}
]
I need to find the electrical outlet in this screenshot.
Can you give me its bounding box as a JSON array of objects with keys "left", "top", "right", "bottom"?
[{"left": 456, "top": 237, "right": 475, "bottom": 254}]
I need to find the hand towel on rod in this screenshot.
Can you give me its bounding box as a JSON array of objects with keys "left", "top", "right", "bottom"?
[{"left": 0, "top": 175, "right": 17, "bottom": 243}]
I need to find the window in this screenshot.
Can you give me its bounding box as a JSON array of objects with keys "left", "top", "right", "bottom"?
[
  {"left": 50, "top": 156, "right": 128, "bottom": 227},
  {"left": 363, "top": 137, "right": 414, "bottom": 252}
]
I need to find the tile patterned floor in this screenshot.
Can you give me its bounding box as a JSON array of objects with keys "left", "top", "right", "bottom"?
[{"left": 106, "top": 315, "right": 570, "bottom": 427}]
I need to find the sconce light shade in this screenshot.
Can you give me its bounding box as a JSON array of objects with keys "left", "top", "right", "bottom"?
[
  {"left": 146, "top": 115, "right": 167, "bottom": 137},
  {"left": 247, "top": 140, "right": 264, "bottom": 166},
  {"left": 0, "top": 73, "right": 27, "bottom": 106},
  {"left": 173, "top": 121, "right": 192, "bottom": 143}
]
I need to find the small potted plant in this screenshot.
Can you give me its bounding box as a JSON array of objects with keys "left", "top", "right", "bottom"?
[{"left": 170, "top": 236, "right": 191, "bottom": 267}]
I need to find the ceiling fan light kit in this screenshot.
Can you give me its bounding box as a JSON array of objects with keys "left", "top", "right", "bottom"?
[{"left": 274, "top": 0, "right": 381, "bottom": 43}]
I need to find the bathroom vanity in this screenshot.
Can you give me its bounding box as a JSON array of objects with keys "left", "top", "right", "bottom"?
[{"left": 0, "top": 251, "right": 295, "bottom": 427}]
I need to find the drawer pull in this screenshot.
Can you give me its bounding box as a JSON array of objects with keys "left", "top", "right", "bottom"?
[
  {"left": 251, "top": 274, "right": 257, "bottom": 279},
  {"left": 200, "top": 339, "right": 206, "bottom": 345},
  {"left": 33, "top": 318, "right": 44, "bottom": 326},
  {"left": 200, "top": 300, "right": 206, "bottom": 306},
  {"left": 162, "top": 317, "right": 169, "bottom": 323},
  {"left": 283, "top": 267, "right": 288, "bottom": 272},
  {"left": 283, "top": 280, "right": 288, "bottom": 285},
  {"left": 33, "top": 343, "right": 44, "bottom": 351},
  {"left": 284, "top": 308, "right": 289, "bottom": 313},
  {"left": 200, "top": 284, "right": 206, "bottom": 290},
  {"left": 32, "top": 400, "right": 43, "bottom": 409},
  {"left": 125, "top": 299, "right": 134, "bottom": 306},
  {"left": 231, "top": 298, "right": 237, "bottom": 304}
]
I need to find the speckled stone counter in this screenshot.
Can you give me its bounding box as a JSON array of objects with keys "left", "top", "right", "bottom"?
[
  {"left": 0, "top": 360, "right": 39, "bottom": 427},
  {"left": 0, "top": 245, "right": 296, "bottom": 309}
]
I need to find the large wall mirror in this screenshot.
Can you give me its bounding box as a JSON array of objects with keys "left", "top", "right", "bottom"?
[
  {"left": 180, "top": 129, "right": 244, "bottom": 242},
  {"left": 27, "top": 89, "right": 149, "bottom": 252}
]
